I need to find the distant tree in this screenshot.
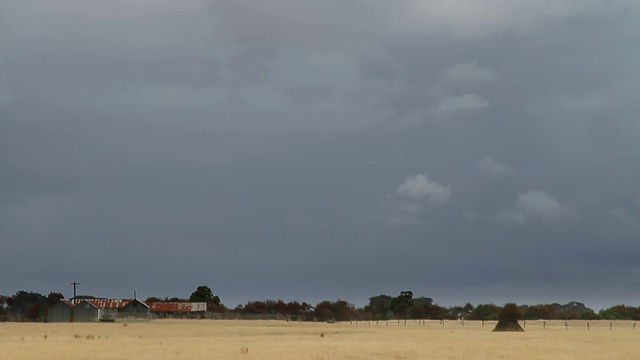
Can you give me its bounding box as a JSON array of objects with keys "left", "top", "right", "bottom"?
[
  {"left": 368, "top": 295, "right": 393, "bottom": 320},
  {"left": 463, "top": 303, "right": 474, "bottom": 316},
  {"left": 314, "top": 300, "right": 358, "bottom": 321},
  {"left": 189, "top": 286, "right": 222, "bottom": 312},
  {"left": 189, "top": 286, "right": 219, "bottom": 303},
  {"left": 447, "top": 305, "right": 466, "bottom": 320},
  {"left": 7, "top": 291, "right": 47, "bottom": 321},
  {"left": 498, "top": 303, "right": 522, "bottom": 322},
  {"left": 598, "top": 305, "right": 640, "bottom": 320},
  {"left": 0, "top": 295, "right": 10, "bottom": 321},
  {"left": 145, "top": 297, "right": 163, "bottom": 303},
  {"left": 523, "top": 304, "right": 558, "bottom": 320},
  {"left": 413, "top": 297, "right": 434, "bottom": 307},
  {"left": 46, "top": 293, "right": 64, "bottom": 307},
  {"left": 391, "top": 291, "right": 414, "bottom": 319},
  {"left": 579, "top": 309, "right": 599, "bottom": 320},
  {"left": 235, "top": 300, "right": 312, "bottom": 317},
  {"left": 469, "top": 304, "right": 499, "bottom": 320}
]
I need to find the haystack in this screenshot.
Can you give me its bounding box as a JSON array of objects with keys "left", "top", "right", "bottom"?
[{"left": 493, "top": 303, "right": 524, "bottom": 332}]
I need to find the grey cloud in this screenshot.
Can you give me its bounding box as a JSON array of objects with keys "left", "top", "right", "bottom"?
[
  {"left": 401, "top": 0, "right": 635, "bottom": 38},
  {"left": 608, "top": 208, "right": 640, "bottom": 228},
  {"left": 440, "top": 62, "right": 497, "bottom": 85},
  {"left": 397, "top": 174, "right": 451, "bottom": 203},
  {"left": 476, "top": 156, "right": 514, "bottom": 177},
  {"left": 498, "top": 190, "right": 577, "bottom": 223},
  {"left": 435, "top": 93, "right": 489, "bottom": 116}
]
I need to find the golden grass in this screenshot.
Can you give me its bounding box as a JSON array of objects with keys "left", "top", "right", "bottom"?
[{"left": 0, "top": 319, "right": 639, "bottom": 359}]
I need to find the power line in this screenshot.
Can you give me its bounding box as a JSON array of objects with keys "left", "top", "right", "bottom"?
[{"left": 70, "top": 281, "right": 80, "bottom": 299}]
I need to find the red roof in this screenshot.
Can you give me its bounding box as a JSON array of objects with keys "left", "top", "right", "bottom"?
[
  {"left": 72, "top": 299, "right": 132, "bottom": 309},
  {"left": 68, "top": 299, "right": 204, "bottom": 311}
]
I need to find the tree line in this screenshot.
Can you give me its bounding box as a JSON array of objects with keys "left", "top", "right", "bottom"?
[{"left": 2, "top": 287, "right": 639, "bottom": 322}]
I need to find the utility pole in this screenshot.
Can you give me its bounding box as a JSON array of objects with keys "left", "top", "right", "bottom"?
[{"left": 70, "top": 281, "right": 80, "bottom": 299}]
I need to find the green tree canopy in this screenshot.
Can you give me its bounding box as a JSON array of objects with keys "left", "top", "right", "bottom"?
[
  {"left": 189, "top": 285, "right": 221, "bottom": 310},
  {"left": 391, "top": 291, "right": 414, "bottom": 319}
]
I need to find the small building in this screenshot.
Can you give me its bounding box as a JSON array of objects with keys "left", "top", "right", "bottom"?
[
  {"left": 47, "top": 300, "right": 74, "bottom": 323},
  {"left": 73, "top": 300, "right": 99, "bottom": 322},
  {"left": 71, "top": 298, "right": 148, "bottom": 321},
  {"left": 149, "top": 302, "right": 207, "bottom": 319},
  {"left": 83, "top": 299, "right": 131, "bottom": 321},
  {"left": 121, "top": 298, "right": 150, "bottom": 319}
]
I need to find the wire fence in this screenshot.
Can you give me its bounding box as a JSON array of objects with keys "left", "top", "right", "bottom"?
[{"left": 335, "top": 319, "right": 639, "bottom": 332}]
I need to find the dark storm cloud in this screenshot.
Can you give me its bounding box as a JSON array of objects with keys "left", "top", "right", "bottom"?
[{"left": 1, "top": 0, "right": 639, "bottom": 309}]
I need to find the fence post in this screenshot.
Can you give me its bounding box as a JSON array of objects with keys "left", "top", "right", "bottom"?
[
  {"left": 482, "top": 320, "right": 484, "bottom": 328},
  {"left": 587, "top": 322, "right": 589, "bottom": 331},
  {"left": 565, "top": 321, "right": 568, "bottom": 330},
  {"left": 543, "top": 321, "right": 546, "bottom": 330},
  {"left": 634, "top": 322, "right": 636, "bottom": 330},
  {"left": 610, "top": 322, "right": 612, "bottom": 331},
  {"left": 523, "top": 321, "right": 526, "bottom": 329}
]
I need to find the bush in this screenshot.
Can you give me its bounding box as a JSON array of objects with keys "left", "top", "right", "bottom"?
[{"left": 498, "top": 303, "right": 523, "bottom": 322}]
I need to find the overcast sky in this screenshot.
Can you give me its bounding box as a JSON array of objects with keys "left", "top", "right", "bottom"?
[{"left": 1, "top": 1, "right": 639, "bottom": 310}]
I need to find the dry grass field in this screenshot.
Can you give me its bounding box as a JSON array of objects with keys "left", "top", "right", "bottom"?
[{"left": 1, "top": 319, "right": 639, "bottom": 359}]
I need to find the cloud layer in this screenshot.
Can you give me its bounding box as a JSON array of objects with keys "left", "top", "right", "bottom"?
[{"left": 1, "top": 0, "right": 639, "bottom": 309}]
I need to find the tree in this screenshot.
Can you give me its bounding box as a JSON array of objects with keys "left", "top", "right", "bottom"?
[
  {"left": 469, "top": 304, "right": 499, "bottom": 320},
  {"left": 368, "top": 295, "right": 393, "bottom": 320},
  {"left": 0, "top": 295, "right": 10, "bottom": 321},
  {"left": 189, "top": 286, "right": 220, "bottom": 303},
  {"left": 390, "top": 291, "right": 414, "bottom": 319},
  {"left": 189, "top": 286, "right": 221, "bottom": 311},
  {"left": 46, "top": 293, "right": 64, "bottom": 307},
  {"left": 314, "top": 300, "right": 358, "bottom": 321},
  {"left": 7, "top": 291, "right": 47, "bottom": 321}
]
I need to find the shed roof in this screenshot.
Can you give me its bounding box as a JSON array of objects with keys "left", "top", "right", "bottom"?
[
  {"left": 72, "top": 299, "right": 132, "bottom": 309},
  {"left": 125, "top": 298, "right": 150, "bottom": 308},
  {"left": 59, "top": 299, "right": 73, "bottom": 307}
]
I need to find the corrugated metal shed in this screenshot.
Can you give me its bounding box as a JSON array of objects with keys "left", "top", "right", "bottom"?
[
  {"left": 121, "top": 299, "right": 150, "bottom": 319},
  {"left": 47, "top": 300, "right": 74, "bottom": 323},
  {"left": 73, "top": 300, "right": 99, "bottom": 322},
  {"left": 149, "top": 302, "right": 206, "bottom": 312}
]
